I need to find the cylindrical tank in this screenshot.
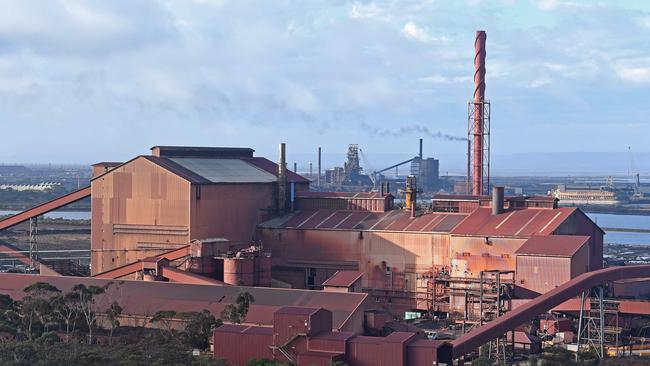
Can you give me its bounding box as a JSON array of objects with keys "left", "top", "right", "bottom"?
[
  {"left": 189, "top": 257, "right": 216, "bottom": 276},
  {"left": 255, "top": 255, "right": 272, "bottom": 287},
  {"left": 223, "top": 257, "right": 255, "bottom": 286}
]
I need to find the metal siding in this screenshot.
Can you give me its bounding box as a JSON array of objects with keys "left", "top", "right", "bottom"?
[
  {"left": 190, "top": 183, "right": 276, "bottom": 244},
  {"left": 214, "top": 327, "right": 274, "bottom": 365},
  {"left": 516, "top": 256, "right": 571, "bottom": 294},
  {"left": 91, "top": 157, "right": 191, "bottom": 275}
]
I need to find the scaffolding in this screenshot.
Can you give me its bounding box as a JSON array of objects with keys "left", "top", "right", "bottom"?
[
  {"left": 28, "top": 217, "right": 38, "bottom": 271},
  {"left": 576, "top": 286, "right": 622, "bottom": 360}
]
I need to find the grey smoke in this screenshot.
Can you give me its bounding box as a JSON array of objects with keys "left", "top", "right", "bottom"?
[{"left": 362, "top": 122, "right": 467, "bottom": 141}]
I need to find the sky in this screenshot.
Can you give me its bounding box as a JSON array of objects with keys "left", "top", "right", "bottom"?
[{"left": 1, "top": 0, "right": 650, "bottom": 174}]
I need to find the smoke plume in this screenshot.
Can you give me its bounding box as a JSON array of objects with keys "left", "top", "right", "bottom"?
[{"left": 362, "top": 122, "right": 467, "bottom": 141}]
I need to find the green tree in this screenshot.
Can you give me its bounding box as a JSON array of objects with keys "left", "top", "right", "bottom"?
[
  {"left": 105, "top": 301, "right": 122, "bottom": 345},
  {"left": 181, "top": 309, "right": 223, "bottom": 350},
  {"left": 150, "top": 310, "right": 177, "bottom": 339},
  {"left": 220, "top": 291, "right": 255, "bottom": 324},
  {"left": 72, "top": 283, "right": 106, "bottom": 344},
  {"left": 52, "top": 291, "right": 79, "bottom": 336},
  {"left": 20, "top": 282, "right": 60, "bottom": 339}
]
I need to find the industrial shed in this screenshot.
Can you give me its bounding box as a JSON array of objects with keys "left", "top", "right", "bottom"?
[
  {"left": 91, "top": 146, "right": 308, "bottom": 274},
  {"left": 514, "top": 235, "right": 591, "bottom": 294}
]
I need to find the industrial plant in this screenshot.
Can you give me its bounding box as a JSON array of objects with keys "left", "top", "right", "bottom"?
[{"left": 0, "top": 30, "right": 648, "bottom": 366}]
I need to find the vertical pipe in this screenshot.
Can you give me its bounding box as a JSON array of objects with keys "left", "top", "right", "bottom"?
[
  {"left": 478, "top": 271, "right": 483, "bottom": 325},
  {"left": 309, "top": 162, "right": 312, "bottom": 178},
  {"left": 467, "top": 138, "right": 471, "bottom": 195},
  {"left": 293, "top": 162, "right": 297, "bottom": 173},
  {"left": 278, "top": 143, "right": 287, "bottom": 215},
  {"left": 473, "top": 30, "right": 487, "bottom": 196},
  {"left": 492, "top": 186, "right": 504, "bottom": 215},
  {"left": 576, "top": 290, "right": 586, "bottom": 361},
  {"left": 419, "top": 138, "right": 423, "bottom": 160},
  {"left": 317, "top": 147, "right": 322, "bottom": 186}
]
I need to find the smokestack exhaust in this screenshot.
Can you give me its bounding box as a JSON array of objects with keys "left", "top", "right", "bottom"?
[
  {"left": 492, "top": 186, "right": 504, "bottom": 215},
  {"left": 419, "top": 138, "right": 423, "bottom": 160},
  {"left": 278, "top": 143, "right": 287, "bottom": 215}
]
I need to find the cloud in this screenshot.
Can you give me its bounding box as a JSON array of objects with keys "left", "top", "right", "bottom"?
[
  {"left": 0, "top": 0, "right": 648, "bottom": 162},
  {"left": 349, "top": 2, "right": 387, "bottom": 21},
  {"left": 528, "top": 77, "right": 552, "bottom": 88},
  {"left": 615, "top": 63, "right": 650, "bottom": 83},
  {"left": 400, "top": 21, "right": 446, "bottom": 43}
]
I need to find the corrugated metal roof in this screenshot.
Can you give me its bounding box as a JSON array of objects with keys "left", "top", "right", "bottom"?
[
  {"left": 450, "top": 207, "right": 577, "bottom": 237},
  {"left": 245, "top": 157, "right": 310, "bottom": 183},
  {"left": 261, "top": 209, "right": 467, "bottom": 233},
  {"left": 169, "top": 158, "right": 277, "bottom": 183},
  {"left": 322, "top": 271, "right": 364, "bottom": 287},
  {"left": 0, "top": 273, "right": 367, "bottom": 330},
  {"left": 274, "top": 306, "right": 322, "bottom": 315},
  {"left": 298, "top": 192, "right": 392, "bottom": 199},
  {"left": 515, "top": 235, "right": 590, "bottom": 257}
]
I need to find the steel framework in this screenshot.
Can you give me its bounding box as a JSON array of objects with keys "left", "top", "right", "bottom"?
[
  {"left": 467, "top": 100, "right": 490, "bottom": 195},
  {"left": 576, "top": 286, "right": 622, "bottom": 360}
]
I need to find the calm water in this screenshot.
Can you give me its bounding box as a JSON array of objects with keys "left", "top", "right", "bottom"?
[
  {"left": 0, "top": 210, "right": 90, "bottom": 220},
  {"left": 586, "top": 213, "right": 650, "bottom": 246}
]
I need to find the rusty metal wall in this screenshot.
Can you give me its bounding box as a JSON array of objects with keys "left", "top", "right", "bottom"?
[
  {"left": 515, "top": 255, "right": 571, "bottom": 294},
  {"left": 553, "top": 209, "right": 604, "bottom": 270},
  {"left": 190, "top": 183, "right": 276, "bottom": 245},
  {"left": 570, "top": 242, "right": 590, "bottom": 279},
  {"left": 449, "top": 236, "right": 525, "bottom": 278},
  {"left": 346, "top": 338, "right": 381, "bottom": 366},
  {"left": 213, "top": 327, "right": 275, "bottom": 365},
  {"left": 258, "top": 228, "right": 449, "bottom": 293},
  {"left": 91, "top": 157, "right": 191, "bottom": 275}
]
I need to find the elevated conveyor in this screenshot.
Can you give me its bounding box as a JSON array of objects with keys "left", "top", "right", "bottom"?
[
  {"left": 452, "top": 264, "right": 650, "bottom": 358},
  {"left": 0, "top": 186, "right": 91, "bottom": 231}
]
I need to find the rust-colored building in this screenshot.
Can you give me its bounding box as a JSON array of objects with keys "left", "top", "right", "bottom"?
[
  {"left": 257, "top": 193, "right": 604, "bottom": 316},
  {"left": 213, "top": 305, "right": 453, "bottom": 366},
  {"left": 91, "top": 146, "right": 308, "bottom": 275}
]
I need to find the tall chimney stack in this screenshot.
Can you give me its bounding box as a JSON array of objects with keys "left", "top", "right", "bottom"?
[
  {"left": 278, "top": 143, "right": 287, "bottom": 215},
  {"left": 492, "top": 186, "right": 504, "bottom": 215},
  {"left": 317, "top": 147, "right": 322, "bottom": 187},
  {"left": 419, "top": 138, "right": 423, "bottom": 160},
  {"left": 472, "top": 30, "right": 487, "bottom": 196}
]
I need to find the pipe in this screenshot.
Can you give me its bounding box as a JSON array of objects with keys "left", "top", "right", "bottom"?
[
  {"left": 419, "top": 138, "right": 423, "bottom": 160},
  {"left": 380, "top": 183, "right": 384, "bottom": 196},
  {"left": 317, "top": 147, "right": 321, "bottom": 186},
  {"left": 278, "top": 143, "right": 287, "bottom": 215},
  {"left": 492, "top": 186, "right": 504, "bottom": 215},
  {"left": 472, "top": 30, "right": 487, "bottom": 196},
  {"left": 293, "top": 162, "right": 297, "bottom": 173}
]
